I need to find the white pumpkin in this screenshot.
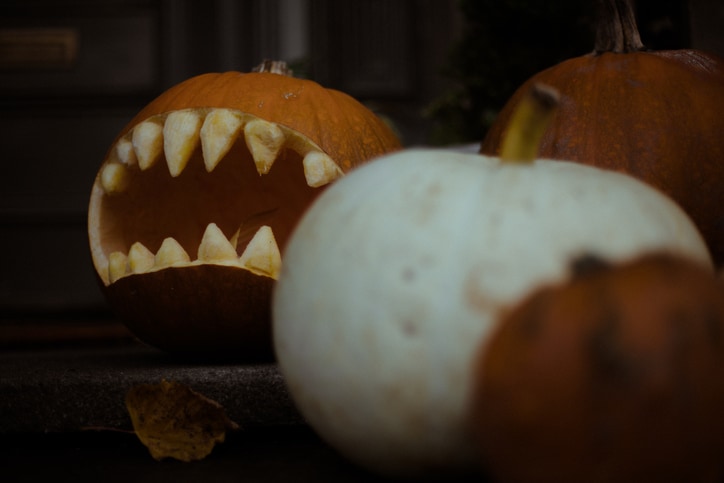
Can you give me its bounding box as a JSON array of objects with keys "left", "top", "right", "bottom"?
[{"left": 271, "top": 86, "right": 712, "bottom": 477}]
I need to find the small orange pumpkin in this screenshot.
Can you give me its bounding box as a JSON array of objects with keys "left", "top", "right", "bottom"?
[
  {"left": 480, "top": 0, "right": 724, "bottom": 265},
  {"left": 471, "top": 253, "right": 724, "bottom": 482},
  {"left": 88, "top": 61, "right": 401, "bottom": 359}
]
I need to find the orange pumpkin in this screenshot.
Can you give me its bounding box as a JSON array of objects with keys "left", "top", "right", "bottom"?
[
  {"left": 480, "top": 0, "right": 724, "bottom": 266},
  {"left": 88, "top": 61, "right": 401, "bottom": 359},
  {"left": 471, "top": 253, "right": 724, "bottom": 482}
]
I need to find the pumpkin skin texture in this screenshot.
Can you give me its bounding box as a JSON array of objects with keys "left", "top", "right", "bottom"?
[
  {"left": 272, "top": 147, "right": 711, "bottom": 478},
  {"left": 472, "top": 253, "right": 724, "bottom": 483},
  {"left": 480, "top": 0, "right": 724, "bottom": 266},
  {"left": 88, "top": 62, "right": 401, "bottom": 358}
]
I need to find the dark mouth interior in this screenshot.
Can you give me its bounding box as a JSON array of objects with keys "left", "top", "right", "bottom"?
[{"left": 98, "top": 138, "right": 318, "bottom": 264}]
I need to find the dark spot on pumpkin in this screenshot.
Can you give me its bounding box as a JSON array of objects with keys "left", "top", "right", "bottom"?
[
  {"left": 518, "top": 316, "right": 542, "bottom": 340},
  {"left": 587, "top": 306, "right": 635, "bottom": 385}
]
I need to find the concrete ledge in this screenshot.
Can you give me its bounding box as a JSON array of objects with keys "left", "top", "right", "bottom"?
[{"left": 0, "top": 343, "right": 304, "bottom": 433}]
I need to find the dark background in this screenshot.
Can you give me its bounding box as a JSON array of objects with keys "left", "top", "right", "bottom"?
[{"left": 0, "top": 0, "right": 722, "bottom": 345}]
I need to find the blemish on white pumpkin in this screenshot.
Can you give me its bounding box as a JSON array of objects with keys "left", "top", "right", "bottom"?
[
  {"left": 463, "top": 266, "right": 507, "bottom": 317},
  {"left": 401, "top": 267, "right": 416, "bottom": 283},
  {"left": 400, "top": 319, "right": 419, "bottom": 337}
]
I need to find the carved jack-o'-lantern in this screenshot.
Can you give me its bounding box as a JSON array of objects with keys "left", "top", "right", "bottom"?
[{"left": 88, "top": 61, "right": 401, "bottom": 359}]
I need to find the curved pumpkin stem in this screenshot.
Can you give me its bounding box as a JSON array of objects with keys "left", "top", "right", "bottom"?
[
  {"left": 499, "top": 83, "right": 560, "bottom": 164},
  {"left": 594, "top": 0, "right": 646, "bottom": 54},
  {"left": 252, "top": 60, "right": 293, "bottom": 76}
]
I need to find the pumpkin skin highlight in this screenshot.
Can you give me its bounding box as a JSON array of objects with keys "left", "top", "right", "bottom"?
[
  {"left": 472, "top": 253, "right": 724, "bottom": 482},
  {"left": 272, "top": 147, "right": 711, "bottom": 477},
  {"left": 88, "top": 65, "right": 401, "bottom": 358},
  {"left": 480, "top": 2, "right": 724, "bottom": 266}
]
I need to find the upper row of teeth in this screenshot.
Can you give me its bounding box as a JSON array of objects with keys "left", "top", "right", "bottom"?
[
  {"left": 108, "top": 222, "right": 282, "bottom": 283},
  {"left": 100, "top": 108, "right": 344, "bottom": 194}
]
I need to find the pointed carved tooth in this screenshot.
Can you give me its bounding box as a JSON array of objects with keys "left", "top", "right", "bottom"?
[
  {"left": 303, "top": 151, "right": 343, "bottom": 187},
  {"left": 116, "top": 138, "right": 137, "bottom": 166},
  {"left": 229, "top": 227, "right": 241, "bottom": 250},
  {"left": 200, "top": 109, "right": 243, "bottom": 172},
  {"left": 132, "top": 121, "right": 164, "bottom": 170},
  {"left": 244, "top": 119, "right": 285, "bottom": 175},
  {"left": 239, "top": 225, "right": 281, "bottom": 279},
  {"left": 128, "top": 242, "right": 155, "bottom": 274},
  {"left": 197, "top": 223, "right": 238, "bottom": 262},
  {"left": 155, "top": 237, "right": 190, "bottom": 268},
  {"left": 108, "top": 251, "right": 128, "bottom": 283},
  {"left": 164, "top": 110, "right": 202, "bottom": 177},
  {"left": 100, "top": 163, "right": 130, "bottom": 194}
]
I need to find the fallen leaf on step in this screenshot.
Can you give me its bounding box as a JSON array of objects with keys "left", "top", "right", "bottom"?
[{"left": 125, "top": 380, "right": 239, "bottom": 461}]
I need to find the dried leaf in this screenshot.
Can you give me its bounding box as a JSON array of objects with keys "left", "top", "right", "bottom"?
[{"left": 125, "top": 380, "right": 239, "bottom": 461}]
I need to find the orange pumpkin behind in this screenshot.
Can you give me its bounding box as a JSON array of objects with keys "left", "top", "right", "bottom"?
[{"left": 481, "top": 0, "right": 724, "bottom": 266}]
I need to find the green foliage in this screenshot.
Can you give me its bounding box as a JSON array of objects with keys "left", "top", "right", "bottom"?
[{"left": 426, "top": 0, "right": 593, "bottom": 145}]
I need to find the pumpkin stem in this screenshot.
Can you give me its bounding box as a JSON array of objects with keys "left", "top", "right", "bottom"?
[
  {"left": 594, "top": 0, "right": 646, "bottom": 54},
  {"left": 499, "top": 83, "right": 559, "bottom": 164},
  {"left": 252, "top": 60, "right": 293, "bottom": 76}
]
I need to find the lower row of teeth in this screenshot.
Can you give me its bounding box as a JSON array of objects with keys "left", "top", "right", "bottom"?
[
  {"left": 108, "top": 223, "right": 281, "bottom": 283},
  {"left": 100, "top": 108, "right": 345, "bottom": 195}
]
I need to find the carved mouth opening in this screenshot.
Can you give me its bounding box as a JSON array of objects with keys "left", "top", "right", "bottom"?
[{"left": 88, "top": 107, "right": 343, "bottom": 286}]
